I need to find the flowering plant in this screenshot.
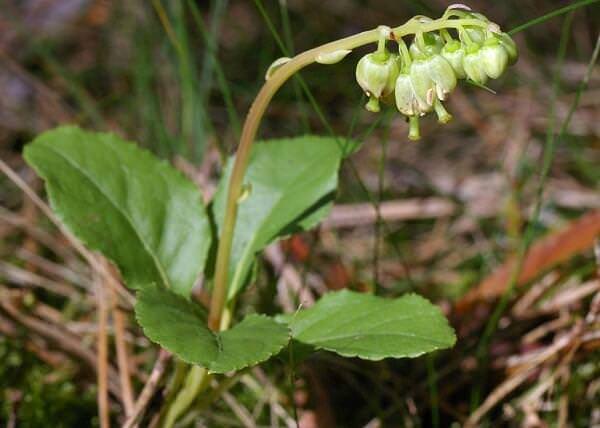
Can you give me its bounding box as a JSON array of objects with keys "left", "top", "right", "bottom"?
[{"left": 23, "top": 4, "right": 516, "bottom": 426}]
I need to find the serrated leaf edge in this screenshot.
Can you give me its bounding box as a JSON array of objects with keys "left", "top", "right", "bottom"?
[
  {"left": 207, "top": 314, "right": 292, "bottom": 374},
  {"left": 135, "top": 298, "right": 291, "bottom": 374},
  {"left": 288, "top": 290, "right": 457, "bottom": 360},
  {"left": 24, "top": 125, "right": 209, "bottom": 293}
]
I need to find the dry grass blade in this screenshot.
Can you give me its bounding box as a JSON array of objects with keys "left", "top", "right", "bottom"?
[
  {"left": 221, "top": 390, "right": 257, "bottom": 428},
  {"left": 112, "top": 291, "right": 135, "bottom": 417},
  {"left": 467, "top": 321, "right": 585, "bottom": 426},
  {"left": 465, "top": 367, "right": 535, "bottom": 428},
  {"left": 0, "top": 260, "right": 78, "bottom": 298},
  {"left": 322, "top": 198, "right": 455, "bottom": 229},
  {"left": 101, "top": 259, "right": 135, "bottom": 417},
  {"left": 0, "top": 206, "right": 75, "bottom": 261},
  {"left": 123, "top": 350, "right": 171, "bottom": 428},
  {"left": 15, "top": 247, "right": 89, "bottom": 289},
  {"left": 457, "top": 209, "right": 600, "bottom": 311},
  {"left": 537, "top": 279, "right": 600, "bottom": 314},
  {"left": 95, "top": 268, "right": 110, "bottom": 428}
]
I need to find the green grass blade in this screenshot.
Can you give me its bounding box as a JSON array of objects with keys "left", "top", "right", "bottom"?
[
  {"left": 187, "top": 0, "right": 242, "bottom": 140},
  {"left": 509, "top": 0, "right": 600, "bottom": 34}
]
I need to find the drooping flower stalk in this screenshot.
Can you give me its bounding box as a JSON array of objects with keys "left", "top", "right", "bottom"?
[{"left": 208, "top": 6, "right": 516, "bottom": 335}]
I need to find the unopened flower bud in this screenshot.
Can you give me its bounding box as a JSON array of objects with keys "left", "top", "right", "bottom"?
[
  {"left": 480, "top": 39, "right": 508, "bottom": 79},
  {"left": 410, "top": 54, "right": 457, "bottom": 107},
  {"left": 356, "top": 52, "right": 400, "bottom": 112},
  {"left": 462, "top": 46, "right": 488, "bottom": 85},
  {"left": 441, "top": 40, "right": 466, "bottom": 79}
]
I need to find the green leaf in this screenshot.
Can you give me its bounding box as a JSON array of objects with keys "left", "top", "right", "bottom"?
[
  {"left": 135, "top": 286, "right": 290, "bottom": 373},
  {"left": 24, "top": 126, "right": 211, "bottom": 296},
  {"left": 213, "top": 136, "right": 349, "bottom": 300},
  {"left": 287, "top": 290, "right": 456, "bottom": 360}
]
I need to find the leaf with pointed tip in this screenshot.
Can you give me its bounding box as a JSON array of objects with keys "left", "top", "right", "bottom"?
[
  {"left": 135, "top": 286, "right": 290, "bottom": 373},
  {"left": 213, "top": 136, "right": 355, "bottom": 301},
  {"left": 24, "top": 126, "right": 210, "bottom": 296},
  {"left": 287, "top": 290, "right": 456, "bottom": 360}
]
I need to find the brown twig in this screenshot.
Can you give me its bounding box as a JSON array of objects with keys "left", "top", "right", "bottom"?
[
  {"left": 0, "top": 206, "right": 75, "bottom": 261},
  {"left": 16, "top": 247, "right": 90, "bottom": 290},
  {"left": 104, "top": 260, "right": 135, "bottom": 417},
  {"left": 321, "top": 198, "right": 455, "bottom": 229},
  {"left": 0, "top": 260, "right": 79, "bottom": 298},
  {"left": 95, "top": 269, "right": 110, "bottom": 428},
  {"left": 20, "top": 183, "right": 40, "bottom": 272},
  {"left": 123, "top": 350, "right": 171, "bottom": 428}
]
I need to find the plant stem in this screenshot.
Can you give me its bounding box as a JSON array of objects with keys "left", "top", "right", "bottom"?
[
  {"left": 160, "top": 307, "right": 234, "bottom": 426},
  {"left": 163, "top": 366, "right": 210, "bottom": 428},
  {"left": 207, "top": 17, "right": 488, "bottom": 330}
]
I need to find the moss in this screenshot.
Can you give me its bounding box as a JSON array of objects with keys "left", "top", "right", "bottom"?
[{"left": 0, "top": 337, "right": 98, "bottom": 427}]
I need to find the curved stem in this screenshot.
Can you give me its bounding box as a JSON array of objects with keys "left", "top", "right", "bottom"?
[{"left": 207, "top": 17, "right": 489, "bottom": 331}]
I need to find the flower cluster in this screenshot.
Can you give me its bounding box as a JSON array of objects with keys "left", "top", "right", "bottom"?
[{"left": 355, "top": 6, "right": 517, "bottom": 140}]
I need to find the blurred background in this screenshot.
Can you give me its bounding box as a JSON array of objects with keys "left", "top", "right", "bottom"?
[{"left": 0, "top": 0, "right": 599, "bottom": 427}]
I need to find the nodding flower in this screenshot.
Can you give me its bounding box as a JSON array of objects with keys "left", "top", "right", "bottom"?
[
  {"left": 355, "top": 26, "right": 400, "bottom": 113},
  {"left": 355, "top": 51, "right": 400, "bottom": 113},
  {"left": 480, "top": 38, "right": 509, "bottom": 79},
  {"left": 442, "top": 40, "right": 466, "bottom": 79},
  {"left": 463, "top": 44, "right": 489, "bottom": 85},
  {"left": 410, "top": 52, "right": 457, "bottom": 106},
  {"left": 354, "top": 7, "right": 517, "bottom": 140}
]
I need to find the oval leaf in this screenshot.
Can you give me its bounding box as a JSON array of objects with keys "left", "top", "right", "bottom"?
[
  {"left": 135, "top": 286, "right": 290, "bottom": 373},
  {"left": 213, "top": 136, "right": 352, "bottom": 301},
  {"left": 24, "top": 126, "right": 211, "bottom": 296},
  {"left": 287, "top": 290, "right": 456, "bottom": 360}
]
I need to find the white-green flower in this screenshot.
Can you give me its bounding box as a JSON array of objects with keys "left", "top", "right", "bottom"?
[
  {"left": 462, "top": 46, "right": 488, "bottom": 85},
  {"left": 356, "top": 52, "right": 400, "bottom": 112},
  {"left": 395, "top": 73, "right": 426, "bottom": 116},
  {"left": 410, "top": 54, "right": 457, "bottom": 107},
  {"left": 495, "top": 32, "right": 518, "bottom": 65},
  {"left": 480, "top": 39, "right": 508, "bottom": 79},
  {"left": 441, "top": 40, "right": 466, "bottom": 79}
]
